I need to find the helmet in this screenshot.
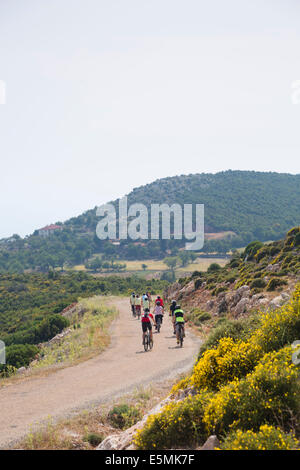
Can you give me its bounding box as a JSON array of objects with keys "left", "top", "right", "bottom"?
[
  {"left": 175, "top": 305, "right": 181, "bottom": 310},
  {"left": 172, "top": 300, "right": 176, "bottom": 304},
  {"left": 156, "top": 300, "right": 160, "bottom": 305}
]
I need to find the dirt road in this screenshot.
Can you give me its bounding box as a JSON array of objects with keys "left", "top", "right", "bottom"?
[{"left": 0, "top": 297, "right": 200, "bottom": 449}]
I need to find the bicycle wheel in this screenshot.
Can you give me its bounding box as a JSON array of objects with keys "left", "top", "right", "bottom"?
[
  {"left": 144, "top": 334, "right": 149, "bottom": 352},
  {"left": 179, "top": 326, "right": 184, "bottom": 347},
  {"left": 157, "top": 318, "right": 161, "bottom": 333}
]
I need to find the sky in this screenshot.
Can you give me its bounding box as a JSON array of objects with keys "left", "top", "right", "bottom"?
[{"left": 0, "top": 0, "right": 300, "bottom": 238}]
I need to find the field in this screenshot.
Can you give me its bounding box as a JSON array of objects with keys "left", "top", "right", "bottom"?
[{"left": 73, "top": 257, "right": 229, "bottom": 276}]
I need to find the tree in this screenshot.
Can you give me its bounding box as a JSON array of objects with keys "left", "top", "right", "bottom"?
[
  {"left": 163, "top": 257, "right": 178, "bottom": 270},
  {"left": 142, "top": 264, "right": 148, "bottom": 271}
]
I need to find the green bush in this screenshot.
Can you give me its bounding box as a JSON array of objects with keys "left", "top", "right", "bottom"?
[
  {"left": 250, "top": 278, "right": 266, "bottom": 289},
  {"left": 207, "top": 263, "right": 221, "bottom": 273},
  {"left": 194, "top": 279, "right": 203, "bottom": 290},
  {"left": 4, "top": 344, "right": 39, "bottom": 368},
  {"left": 108, "top": 404, "right": 142, "bottom": 430},
  {"left": 84, "top": 432, "right": 104, "bottom": 447},
  {"left": 198, "top": 315, "right": 261, "bottom": 359},
  {"left": 266, "top": 277, "right": 288, "bottom": 291}
]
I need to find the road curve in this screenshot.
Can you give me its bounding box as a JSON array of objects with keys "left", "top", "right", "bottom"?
[{"left": 0, "top": 297, "right": 201, "bottom": 449}]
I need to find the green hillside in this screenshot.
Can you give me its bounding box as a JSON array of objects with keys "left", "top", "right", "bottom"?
[{"left": 0, "top": 171, "right": 299, "bottom": 272}]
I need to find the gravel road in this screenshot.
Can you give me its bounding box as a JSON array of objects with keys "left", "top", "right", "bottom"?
[{"left": 0, "top": 297, "right": 200, "bottom": 449}]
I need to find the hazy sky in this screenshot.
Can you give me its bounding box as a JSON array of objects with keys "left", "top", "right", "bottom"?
[{"left": 0, "top": 0, "right": 300, "bottom": 238}]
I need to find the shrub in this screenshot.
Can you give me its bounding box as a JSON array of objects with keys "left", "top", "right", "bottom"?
[
  {"left": 266, "top": 277, "right": 288, "bottom": 291},
  {"left": 251, "top": 289, "right": 300, "bottom": 352},
  {"left": 134, "top": 392, "right": 211, "bottom": 450},
  {"left": 194, "top": 279, "right": 203, "bottom": 290},
  {"left": 198, "top": 315, "right": 260, "bottom": 358},
  {"left": 207, "top": 263, "right": 221, "bottom": 273},
  {"left": 250, "top": 278, "right": 266, "bottom": 289},
  {"left": 191, "top": 337, "right": 263, "bottom": 391},
  {"left": 221, "top": 425, "right": 299, "bottom": 450},
  {"left": 187, "top": 309, "right": 211, "bottom": 326},
  {"left": 84, "top": 432, "right": 104, "bottom": 447},
  {"left": 203, "top": 347, "right": 300, "bottom": 435},
  {"left": 108, "top": 404, "right": 141, "bottom": 430},
  {"left": 5, "top": 344, "right": 39, "bottom": 368}
]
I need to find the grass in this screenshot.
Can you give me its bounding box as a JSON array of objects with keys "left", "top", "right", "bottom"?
[
  {"left": 31, "top": 297, "right": 117, "bottom": 371},
  {"left": 0, "top": 297, "right": 118, "bottom": 387}
]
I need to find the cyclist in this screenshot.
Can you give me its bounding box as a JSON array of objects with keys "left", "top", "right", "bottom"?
[
  {"left": 153, "top": 300, "right": 164, "bottom": 330},
  {"left": 130, "top": 293, "right": 136, "bottom": 316},
  {"left": 135, "top": 294, "right": 142, "bottom": 317},
  {"left": 169, "top": 300, "right": 177, "bottom": 334},
  {"left": 142, "top": 295, "right": 150, "bottom": 312},
  {"left": 173, "top": 305, "right": 186, "bottom": 345},
  {"left": 141, "top": 307, "right": 155, "bottom": 345},
  {"left": 156, "top": 296, "right": 164, "bottom": 309},
  {"left": 146, "top": 291, "right": 152, "bottom": 307}
]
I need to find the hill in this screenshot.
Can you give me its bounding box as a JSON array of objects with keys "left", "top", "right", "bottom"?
[
  {"left": 165, "top": 226, "right": 300, "bottom": 329},
  {"left": 0, "top": 170, "right": 299, "bottom": 272}
]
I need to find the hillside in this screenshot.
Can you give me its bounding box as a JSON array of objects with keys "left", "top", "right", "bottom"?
[
  {"left": 163, "top": 226, "right": 300, "bottom": 345},
  {"left": 0, "top": 170, "right": 299, "bottom": 272}
]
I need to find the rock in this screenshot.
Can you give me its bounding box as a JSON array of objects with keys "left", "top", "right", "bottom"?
[
  {"left": 97, "top": 386, "right": 199, "bottom": 451},
  {"left": 206, "top": 300, "right": 214, "bottom": 310},
  {"left": 97, "top": 397, "right": 172, "bottom": 451},
  {"left": 266, "top": 264, "right": 280, "bottom": 273},
  {"left": 234, "top": 297, "right": 250, "bottom": 315},
  {"left": 269, "top": 296, "right": 285, "bottom": 309},
  {"left": 179, "top": 281, "right": 195, "bottom": 296},
  {"left": 200, "top": 435, "right": 220, "bottom": 450},
  {"left": 233, "top": 285, "right": 250, "bottom": 305},
  {"left": 218, "top": 299, "right": 228, "bottom": 314},
  {"left": 281, "top": 292, "right": 290, "bottom": 301},
  {"left": 29, "top": 359, "right": 38, "bottom": 367},
  {"left": 16, "top": 367, "right": 26, "bottom": 375}
]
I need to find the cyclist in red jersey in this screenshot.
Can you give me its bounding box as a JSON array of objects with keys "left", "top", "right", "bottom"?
[
  {"left": 156, "top": 296, "right": 164, "bottom": 308},
  {"left": 141, "top": 308, "right": 155, "bottom": 344}
]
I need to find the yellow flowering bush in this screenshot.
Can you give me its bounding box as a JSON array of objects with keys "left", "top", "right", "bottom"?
[
  {"left": 134, "top": 392, "right": 211, "bottom": 450},
  {"left": 203, "top": 347, "right": 300, "bottom": 434},
  {"left": 134, "top": 286, "right": 300, "bottom": 450},
  {"left": 251, "top": 286, "right": 300, "bottom": 352},
  {"left": 191, "top": 337, "right": 262, "bottom": 391},
  {"left": 220, "top": 425, "right": 299, "bottom": 450}
]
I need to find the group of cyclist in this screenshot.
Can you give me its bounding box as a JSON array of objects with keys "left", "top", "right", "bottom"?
[{"left": 129, "top": 292, "right": 186, "bottom": 347}]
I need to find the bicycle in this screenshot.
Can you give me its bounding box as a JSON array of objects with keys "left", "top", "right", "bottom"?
[
  {"left": 177, "top": 324, "right": 184, "bottom": 347},
  {"left": 156, "top": 316, "right": 162, "bottom": 333},
  {"left": 136, "top": 306, "right": 141, "bottom": 320},
  {"left": 143, "top": 330, "right": 153, "bottom": 352}
]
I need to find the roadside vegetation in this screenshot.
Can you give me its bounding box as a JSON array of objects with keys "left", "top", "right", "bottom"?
[
  {"left": 0, "top": 272, "right": 167, "bottom": 376},
  {"left": 133, "top": 285, "right": 300, "bottom": 450}
]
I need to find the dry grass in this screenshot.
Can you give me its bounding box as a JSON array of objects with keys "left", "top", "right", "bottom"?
[{"left": 0, "top": 297, "right": 117, "bottom": 388}]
